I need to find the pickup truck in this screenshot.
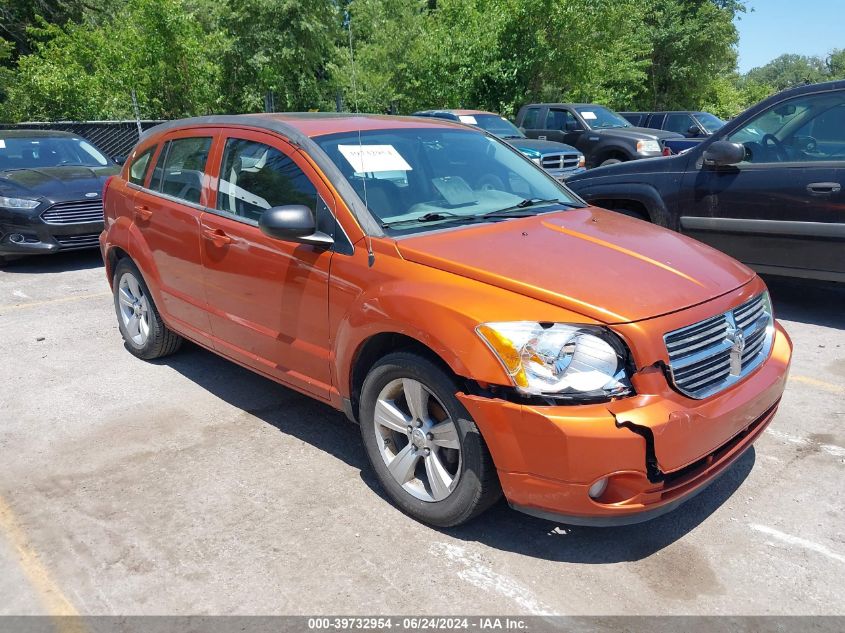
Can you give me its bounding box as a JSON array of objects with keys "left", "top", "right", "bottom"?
[
  {"left": 413, "top": 109, "right": 586, "bottom": 181},
  {"left": 515, "top": 103, "right": 683, "bottom": 168}
]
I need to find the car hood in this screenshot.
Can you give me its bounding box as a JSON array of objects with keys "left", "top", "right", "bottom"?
[
  {"left": 505, "top": 138, "right": 580, "bottom": 155},
  {"left": 0, "top": 166, "right": 118, "bottom": 199},
  {"left": 592, "top": 126, "right": 683, "bottom": 141},
  {"left": 396, "top": 207, "right": 754, "bottom": 324}
]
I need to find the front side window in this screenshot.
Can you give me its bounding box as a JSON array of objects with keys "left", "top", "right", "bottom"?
[
  {"left": 545, "top": 109, "right": 578, "bottom": 131},
  {"left": 574, "top": 106, "right": 630, "bottom": 129},
  {"left": 159, "top": 137, "right": 212, "bottom": 204},
  {"left": 315, "top": 128, "right": 583, "bottom": 236},
  {"left": 0, "top": 135, "right": 109, "bottom": 170},
  {"left": 727, "top": 91, "right": 845, "bottom": 163},
  {"left": 664, "top": 113, "right": 695, "bottom": 135},
  {"left": 217, "top": 138, "right": 318, "bottom": 222},
  {"left": 128, "top": 147, "right": 154, "bottom": 185}
]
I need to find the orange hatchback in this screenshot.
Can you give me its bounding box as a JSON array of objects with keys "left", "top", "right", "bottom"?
[{"left": 100, "top": 114, "right": 792, "bottom": 527}]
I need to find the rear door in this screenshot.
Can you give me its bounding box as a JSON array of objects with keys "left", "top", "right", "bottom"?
[
  {"left": 131, "top": 129, "right": 217, "bottom": 345},
  {"left": 198, "top": 129, "right": 337, "bottom": 399},
  {"left": 679, "top": 88, "right": 845, "bottom": 280}
]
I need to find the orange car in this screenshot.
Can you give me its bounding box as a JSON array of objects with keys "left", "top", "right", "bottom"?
[{"left": 100, "top": 114, "right": 792, "bottom": 527}]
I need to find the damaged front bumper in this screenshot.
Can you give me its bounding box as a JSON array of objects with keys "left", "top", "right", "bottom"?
[{"left": 457, "top": 322, "right": 792, "bottom": 526}]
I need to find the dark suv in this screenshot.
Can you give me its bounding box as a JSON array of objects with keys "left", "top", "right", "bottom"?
[
  {"left": 515, "top": 103, "right": 682, "bottom": 168},
  {"left": 0, "top": 130, "right": 119, "bottom": 264},
  {"left": 567, "top": 80, "right": 845, "bottom": 283}
]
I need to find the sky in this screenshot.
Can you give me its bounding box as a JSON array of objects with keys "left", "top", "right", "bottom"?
[{"left": 736, "top": 0, "right": 843, "bottom": 73}]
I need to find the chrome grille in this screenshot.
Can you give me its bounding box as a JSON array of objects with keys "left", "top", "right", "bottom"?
[
  {"left": 541, "top": 153, "right": 581, "bottom": 169},
  {"left": 41, "top": 200, "right": 103, "bottom": 225},
  {"left": 55, "top": 233, "right": 101, "bottom": 249},
  {"left": 664, "top": 293, "right": 774, "bottom": 399}
]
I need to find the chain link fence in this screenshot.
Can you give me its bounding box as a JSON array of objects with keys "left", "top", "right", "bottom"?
[{"left": 0, "top": 120, "right": 166, "bottom": 159}]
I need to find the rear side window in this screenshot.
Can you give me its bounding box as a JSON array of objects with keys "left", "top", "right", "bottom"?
[
  {"left": 159, "top": 137, "right": 212, "bottom": 204},
  {"left": 217, "top": 138, "right": 318, "bottom": 222},
  {"left": 128, "top": 147, "right": 154, "bottom": 185},
  {"left": 148, "top": 142, "right": 169, "bottom": 191},
  {"left": 649, "top": 114, "right": 666, "bottom": 129},
  {"left": 522, "top": 108, "right": 540, "bottom": 129}
]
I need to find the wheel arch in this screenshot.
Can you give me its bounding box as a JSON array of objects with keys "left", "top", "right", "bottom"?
[{"left": 575, "top": 182, "right": 671, "bottom": 226}]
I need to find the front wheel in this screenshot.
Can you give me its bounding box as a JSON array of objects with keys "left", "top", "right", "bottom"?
[
  {"left": 599, "top": 158, "right": 623, "bottom": 167},
  {"left": 359, "top": 352, "right": 501, "bottom": 527}
]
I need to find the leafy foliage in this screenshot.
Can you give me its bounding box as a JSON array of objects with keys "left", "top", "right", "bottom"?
[{"left": 0, "top": 0, "right": 838, "bottom": 123}]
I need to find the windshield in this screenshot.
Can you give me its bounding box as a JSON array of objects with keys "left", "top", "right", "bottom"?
[
  {"left": 468, "top": 114, "right": 525, "bottom": 138},
  {"left": 695, "top": 112, "right": 725, "bottom": 134},
  {"left": 315, "top": 128, "right": 582, "bottom": 235},
  {"left": 575, "top": 106, "right": 631, "bottom": 129},
  {"left": 0, "top": 136, "right": 110, "bottom": 170}
]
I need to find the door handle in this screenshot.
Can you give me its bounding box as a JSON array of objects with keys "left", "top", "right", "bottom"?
[
  {"left": 201, "top": 227, "right": 233, "bottom": 246},
  {"left": 134, "top": 204, "right": 153, "bottom": 221},
  {"left": 806, "top": 182, "right": 841, "bottom": 196}
]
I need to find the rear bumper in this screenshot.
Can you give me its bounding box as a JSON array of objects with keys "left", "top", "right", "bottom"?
[
  {"left": 0, "top": 208, "right": 102, "bottom": 255},
  {"left": 458, "top": 323, "right": 792, "bottom": 526}
]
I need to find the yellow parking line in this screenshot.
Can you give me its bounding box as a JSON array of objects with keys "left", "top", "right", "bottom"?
[
  {"left": 0, "top": 291, "right": 111, "bottom": 313},
  {"left": 790, "top": 375, "right": 845, "bottom": 394},
  {"left": 0, "top": 495, "right": 84, "bottom": 630}
]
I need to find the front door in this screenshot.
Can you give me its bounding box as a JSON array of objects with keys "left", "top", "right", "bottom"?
[
  {"left": 679, "top": 88, "right": 845, "bottom": 280},
  {"left": 199, "top": 130, "right": 335, "bottom": 399},
  {"left": 132, "top": 130, "right": 216, "bottom": 345}
]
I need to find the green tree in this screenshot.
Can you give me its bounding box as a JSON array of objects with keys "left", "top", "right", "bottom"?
[
  {"left": 632, "top": 0, "right": 745, "bottom": 111},
  {"left": 745, "top": 53, "right": 827, "bottom": 91},
  {"left": 0, "top": 0, "right": 223, "bottom": 121},
  {"left": 218, "top": 0, "right": 341, "bottom": 113},
  {"left": 827, "top": 49, "right": 845, "bottom": 79}
]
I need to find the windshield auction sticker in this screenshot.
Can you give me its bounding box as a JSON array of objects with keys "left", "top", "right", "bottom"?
[
  {"left": 580, "top": 111, "right": 597, "bottom": 120},
  {"left": 338, "top": 144, "right": 413, "bottom": 173},
  {"left": 458, "top": 115, "right": 478, "bottom": 124}
]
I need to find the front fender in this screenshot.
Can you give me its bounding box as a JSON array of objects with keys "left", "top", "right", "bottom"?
[{"left": 570, "top": 182, "right": 672, "bottom": 227}]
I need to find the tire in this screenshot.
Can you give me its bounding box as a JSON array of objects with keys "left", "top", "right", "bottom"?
[
  {"left": 113, "top": 258, "right": 182, "bottom": 360},
  {"left": 599, "top": 158, "right": 623, "bottom": 167},
  {"left": 359, "top": 352, "right": 501, "bottom": 527}
]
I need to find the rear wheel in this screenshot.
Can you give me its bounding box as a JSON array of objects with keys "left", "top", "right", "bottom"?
[
  {"left": 610, "top": 205, "right": 649, "bottom": 221},
  {"left": 113, "top": 258, "right": 182, "bottom": 360},
  {"left": 359, "top": 352, "right": 501, "bottom": 527}
]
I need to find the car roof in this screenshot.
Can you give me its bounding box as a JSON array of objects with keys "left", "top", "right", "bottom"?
[
  {"left": 141, "top": 112, "right": 472, "bottom": 144},
  {"left": 523, "top": 103, "right": 605, "bottom": 109},
  {"left": 414, "top": 109, "right": 493, "bottom": 116},
  {"left": 0, "top": 129, "right": 78, "bottom": 139}
]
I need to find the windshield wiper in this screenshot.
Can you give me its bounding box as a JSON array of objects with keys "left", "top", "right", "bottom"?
[
  {"left": 480, "top": 198, "right": 581, "bottom": 219},
  {"left": 381, "top": 211, "right": 476, "bottom": 228}
]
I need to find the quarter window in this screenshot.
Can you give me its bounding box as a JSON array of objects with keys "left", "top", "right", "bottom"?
[
  {"left": 159, "top": 137, "right": 212, "bottom": 204},
  {"left": 128, "top": 147, "right": 154, "bottom": 185},
  {"left": 217, "top": 138, "right": 318, "bottom": 222}
]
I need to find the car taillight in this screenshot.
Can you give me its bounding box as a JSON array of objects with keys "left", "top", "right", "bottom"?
[
  {"left": 662, "top": 147, "right": 673, "bottom": 156},
  {"left": 102, "top": 176, "right": 115, "bottom": 221}
]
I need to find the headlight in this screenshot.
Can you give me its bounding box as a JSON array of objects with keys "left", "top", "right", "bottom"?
[
  {"left": 476, "top": 322, "right": 633, "bottom": 400},
  {"left": 636, "top": 140, "right": 661, "bottom": 153},
  {"left": 0, "top": 195, "right": 40, "bottom": 209},
  {"left": 530, "top": 157, "right": 541, "bottom": 166},
  {"left": 577, "top": 155, "right": 585, "bottom": 168}
]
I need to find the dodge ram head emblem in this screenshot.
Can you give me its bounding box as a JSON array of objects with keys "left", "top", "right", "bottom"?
[
  {"left": 726, "top": 327, "right": 745, "bottom": 376},
  {"left": 85, "top": 192, "right": 99, "bottom": 198}
]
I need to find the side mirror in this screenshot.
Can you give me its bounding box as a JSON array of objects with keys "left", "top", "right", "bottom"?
[
  {"left": 687, "top": 125, "right": 701, "bottom": 138},
  {"left": 112, "top": 155, "right": 127, "bottom": 165},
  {"left": 703, "top": 140, "right": 746, "bottom": 167},
  {"left": 258, "top": 205, "right": 333, "bottom": 247}
]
